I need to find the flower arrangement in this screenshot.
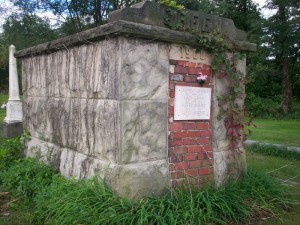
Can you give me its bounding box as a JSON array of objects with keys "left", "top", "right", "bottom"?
[{"left": 196, "top": 73, "right": 207, "bottom": 86}]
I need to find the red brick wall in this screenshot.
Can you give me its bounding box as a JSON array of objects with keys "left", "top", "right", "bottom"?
[{"left": 168, "top": 60, "right": 214, "bottom": 188}]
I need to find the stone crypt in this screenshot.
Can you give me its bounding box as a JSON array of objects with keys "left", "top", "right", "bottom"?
[{"left": 15, "top": 1, "right": 256, "bottom": 199}]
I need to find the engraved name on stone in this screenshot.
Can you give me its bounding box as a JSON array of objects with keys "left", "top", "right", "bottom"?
[
  {"left": 184, "top": 13, "right": 222, "bottom": 33},
  {"left": 174, "top": 86, "right": 211, "bottom": 120}
]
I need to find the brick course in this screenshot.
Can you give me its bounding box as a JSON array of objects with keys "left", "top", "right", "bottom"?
[{"left": 168, "top": 59, "right": 213, "bottom": 188}]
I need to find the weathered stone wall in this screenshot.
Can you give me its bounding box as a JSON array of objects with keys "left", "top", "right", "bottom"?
[
  {"left": 22, "top": 37, "right": 169, "bottom": 199},
  {"left": 20, "top": 38, "right": 248, "bottom": 198},
  {"left": 17, "top": 1, "right": 255, "bottom": 199}
]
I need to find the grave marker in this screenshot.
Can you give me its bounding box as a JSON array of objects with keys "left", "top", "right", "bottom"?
[{"left": 15, "top": 1, "right": 256, "bottom": 198}]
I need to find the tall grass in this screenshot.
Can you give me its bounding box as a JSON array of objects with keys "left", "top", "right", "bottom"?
[
  {"left": 31, "top": 171, "right": 289, "bottom": 225},
  {"left": 0, "top": 138, "right": 292, "bottom": 225}
]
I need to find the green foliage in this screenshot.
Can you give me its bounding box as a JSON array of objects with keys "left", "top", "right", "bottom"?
[
  {"left": 0, "top": 158, "right": 57, "bottom": 201},
  {"left": 160, "top": 0, "right": 187, "bottom": 30},
  {"left": 246, "top": 93, "right": 300, "bottom": 118},
  {"left": 175, "top": 0, "right": 216, "bottom": 13},
  {"left": 246, "top": 93, "right": 282, "bottom": 118},
  {"left": 0, "top": 138, "right": 294, "bottom": 224},
  {"left": 159, "top": 0, "right": 185, "bottom": 11},
  {"left": 196, "top": 33, "right": 246, "bottom": 151},
  {"left": 9, "top": 0, "right": 144, "bottom": 34},
  {"left": 0, "top": 159, "right": 52, "bottom": 195},
  {"left": 196, "top": 34, "right": 227, "bottom": 55},
  {"left": 31, "top": 170, "right": 289, "bottom": 225},
  {"left": 262, "top": 0, "right": 300, "bottom": 113},
  {"left": 247, "top": 144, "right": 300, "bottom": 160},
  {"left": 0, "top": 14, "right": 59, "bottom": 90},
  {"left": 215, "top": 0, "right": 261, "bottom": 32},
  {"left": 1, "top": 13, "right": 59, "bottom": 52},
  {"left": 0, "top": 137, "right": 23, "bottom": 171}
]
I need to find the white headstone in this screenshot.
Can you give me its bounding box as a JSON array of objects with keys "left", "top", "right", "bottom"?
[{"left": 4, "top": 45, "right": 23, "bottom": 123}]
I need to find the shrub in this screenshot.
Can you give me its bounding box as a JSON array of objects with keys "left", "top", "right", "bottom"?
[
  {"left": 246, "top": 144, "right": 300, "bottom": 160},
  {"left": 0, "top": 158, "right": 57, "bottom": 201},
  {"left": 246, "top": 93, "right": 300, "bottom": 118},
  {"left": 0, "top": 137, "right": 24, "bottom": 188},
  {"left": 245, "top": 93, "right": 281, "bottom": 118},
  {"left": 0, "top": 137, "right": 23, "bottom": 171}
]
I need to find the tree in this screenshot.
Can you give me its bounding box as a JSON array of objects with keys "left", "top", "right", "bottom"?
[
  {"left": 264, "top": 0, "right": 300, "bottom": 113},
  {"left": 9, "top": 0, "right": 143, "bottom": 35},
  {"left": 214, "top": 0, "right": 261, "bottom": 33},
  {"left": 0, "top": 13, "right": 58, "bottom": 91}
]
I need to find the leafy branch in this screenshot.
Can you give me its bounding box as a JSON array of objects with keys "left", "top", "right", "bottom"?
[
  {"left": 197, "top": 34, "right": 248, "bottom": 152},
  {"left": 161, "top": 1, "right": 249, "bottom": 153}
]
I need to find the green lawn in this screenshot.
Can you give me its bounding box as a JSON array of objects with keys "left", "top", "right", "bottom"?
[
  {"left": 248, "top": 119, "right": 300, "bottom": 147},
  {"left": 248, "top": 151, "right": 300, "bottom": 183},
  {"left": 0, "top": 94, "right": 8, "bottom": 143},
  {"left": 247, "top": 150, "right": 300, "bottom": 225}
]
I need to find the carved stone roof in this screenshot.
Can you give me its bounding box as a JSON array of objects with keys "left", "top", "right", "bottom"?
[{"left": 15, "top": 1, "right": 256, "bottom": 58}]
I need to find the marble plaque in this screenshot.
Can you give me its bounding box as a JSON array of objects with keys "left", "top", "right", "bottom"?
[{"left": 174, "top": 86, "right": 211, "bottom": 120}]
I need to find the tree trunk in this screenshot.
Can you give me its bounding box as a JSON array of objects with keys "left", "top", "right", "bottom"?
[
  {"left": 278, "top": 4, "right": 292, "bottom": 113},
  {"left": 281, "top": 56, "right": 292, "bottom": 113}
]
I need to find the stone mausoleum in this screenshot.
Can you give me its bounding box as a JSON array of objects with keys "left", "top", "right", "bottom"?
[{"left": 15, "top": 1, "right": 256, "bottom": 199}]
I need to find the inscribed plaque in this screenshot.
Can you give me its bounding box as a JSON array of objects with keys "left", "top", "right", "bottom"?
[{"left": 174, "top": 86, "right": 211, "bottom": 120}]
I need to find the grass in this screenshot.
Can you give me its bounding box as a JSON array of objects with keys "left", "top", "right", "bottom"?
[
  {"left": 263, "top": 185, "right": 300, "bottom": 225},
  {"left": 0, "top": 137, "right": 293, "bottom": 225},
  {"left": 0, "top": 94, "right": 8, "bottom": 142},
  {"left": 0, "top": 94, "right": 8, "bottom": 121},
  {"left": 247, "top": 119, "right": 300, "bottom": 147},
  {"left": 246, "top": 145, "right": 300, "bottom": 225},
  {"left": 0, "top": 92, "right": 299, "bottom": 224},
  {"left": 30, "top": 171, "right": 288, "bottom": 225},
  {"left": 247, "top": 145, "right": 300, "bottom": 184}
]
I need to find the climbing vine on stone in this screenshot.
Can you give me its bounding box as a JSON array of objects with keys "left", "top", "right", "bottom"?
[
  {"left": 159, "top": 0, "right": 185, "bottom": 11},
  {"left": 197, "top": 34, "right": 247, "bottom": 152},
  {"left": 160, "top": 1, "right": 248, "bottom": 153},
  {"left": 159, "top": 0, "right": 186, "bottom": 30}
]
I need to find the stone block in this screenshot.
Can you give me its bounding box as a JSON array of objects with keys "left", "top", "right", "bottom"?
[
  {"left": 108, "top": 1, "right": 246, "bottom": 41},
  {"left": 25, "top": 137, "right": 168, "bottom": 199},
  {"left": 119, "top": 38, "right": 169, "bottom": 100},
  {"left": 22, "top": 40, "right": 118, "bottom": 99},
  {"left": 213, "top": 150, "right": 246, "bottom": 187},
  {"left": 2, "top": 122, "right": 23, "bottom": 138},
  {"left": 120, "top": 100, "right": 168, "bottom": 163},
  {"left": 120, "top": 101, "right": 140, "bottom": 163},
  {"left": 117, "top": 160, "right": 169, "bottom": 199},
  {"left": 139, "top": 101, "right": 168, "bottom": 161}
]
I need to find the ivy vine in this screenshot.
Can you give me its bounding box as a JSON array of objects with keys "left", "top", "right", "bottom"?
[
  {"left": 199, "top": 34, "right": 249, "bottom": 153},
  {"left": 159, "top": 0, "right": 186, "bottom": 30},
  {"left": 160, "top": 1, "right": 250, "bottom": 153}
]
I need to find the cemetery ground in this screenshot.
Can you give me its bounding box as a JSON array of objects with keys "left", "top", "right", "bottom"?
[{"left": 0, "top": 94, "right": 299, "bottom": 224}]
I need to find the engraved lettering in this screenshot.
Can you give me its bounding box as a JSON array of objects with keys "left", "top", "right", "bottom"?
[
  {"left": 193, "top": 49, "right": 198, "bottom": 60},
  {"left": 203, "top": 18, "right": 213, "bottom": 32},
  {"left": 180, "top": 47, "right": 184, "bottom": 58},
  {"left": 191, "top": 15, "right": 200, "bottom": 30},
  {"left": 185, "top": 48, "right": 191, "bottom": 59},
  {"left": 200, "top": 50, "right": 205, "bottom": 60}
]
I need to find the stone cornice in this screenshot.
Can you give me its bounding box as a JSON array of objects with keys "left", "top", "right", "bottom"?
[{"left": 15, "top": 20, "right": 256, "bottom": 58}]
